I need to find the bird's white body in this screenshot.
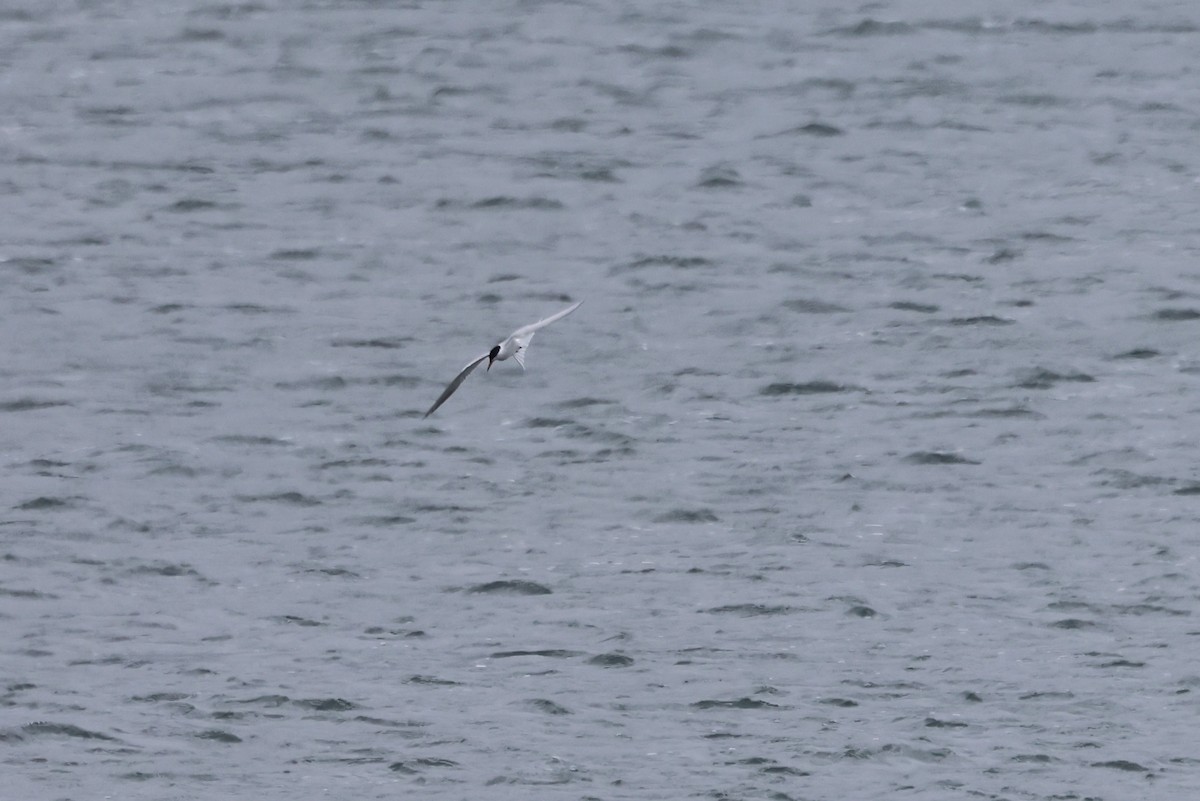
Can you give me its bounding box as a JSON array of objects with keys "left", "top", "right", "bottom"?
[{"left": 424, "top": 300, "right": 582, "bottom": 417}]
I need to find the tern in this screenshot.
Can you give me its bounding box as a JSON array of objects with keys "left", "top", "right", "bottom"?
[{"left": 424, "top": 300, "right": 583, "bottom": 417}]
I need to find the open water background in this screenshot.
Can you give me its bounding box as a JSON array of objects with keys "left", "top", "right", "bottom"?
[{"left": 2, "top": 1, "right": 1199, "bottom": 799}]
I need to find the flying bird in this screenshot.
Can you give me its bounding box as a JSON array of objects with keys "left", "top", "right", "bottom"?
[{"left": 424, "top": 300, "right": 583, "bottom": 417}]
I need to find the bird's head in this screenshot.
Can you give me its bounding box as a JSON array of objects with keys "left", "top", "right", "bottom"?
[{"left": 486, "top": 344, "right": 500, "bottom": 371}]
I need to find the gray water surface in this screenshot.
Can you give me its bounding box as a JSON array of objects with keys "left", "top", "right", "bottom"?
[{"left": 3, "top": 2, "right": 1199, "bottom": 799}]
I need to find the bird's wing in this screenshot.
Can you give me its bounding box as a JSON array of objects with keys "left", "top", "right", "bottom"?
[
  {"left": 506, "top": 301, "right": 581, "bottom": 369},
  {"left": 508, "top": 300, "right": 582, "bottom": 339},
  {"left": 424, "top": 353, "right": 489, "bottom": 417}
]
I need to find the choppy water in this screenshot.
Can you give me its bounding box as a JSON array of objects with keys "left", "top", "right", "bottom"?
[{"left": 3, "top": 2, "right": 1199, "bottom": 799}]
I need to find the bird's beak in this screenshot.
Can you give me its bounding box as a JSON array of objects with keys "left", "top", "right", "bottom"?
[{"left": 486, "top": 356, "right": 494, "bottom": 371}]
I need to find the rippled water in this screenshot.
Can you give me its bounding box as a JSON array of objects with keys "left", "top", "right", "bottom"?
[{"left": 3, "top": 2, "right": 1199, "bottom": 799}]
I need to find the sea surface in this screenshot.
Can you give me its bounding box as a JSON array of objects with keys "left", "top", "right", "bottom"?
[{"left": 2, "top": 2, "right": 1199, "bottom": 799}]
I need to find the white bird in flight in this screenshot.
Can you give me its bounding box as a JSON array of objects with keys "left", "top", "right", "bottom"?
[{"left": 424, "top": 300, "right": 583, "bottom": 417}]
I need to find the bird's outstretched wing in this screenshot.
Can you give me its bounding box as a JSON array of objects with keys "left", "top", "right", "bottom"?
[
  {"left": 509, "top": 300, "right": 582, "bottom": 339},
  {"left": 424, "top": 353, "right": 489, "bottom": 417},
  {"left": 506, "top": 300, "right": 582, "bottom": 369}
]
